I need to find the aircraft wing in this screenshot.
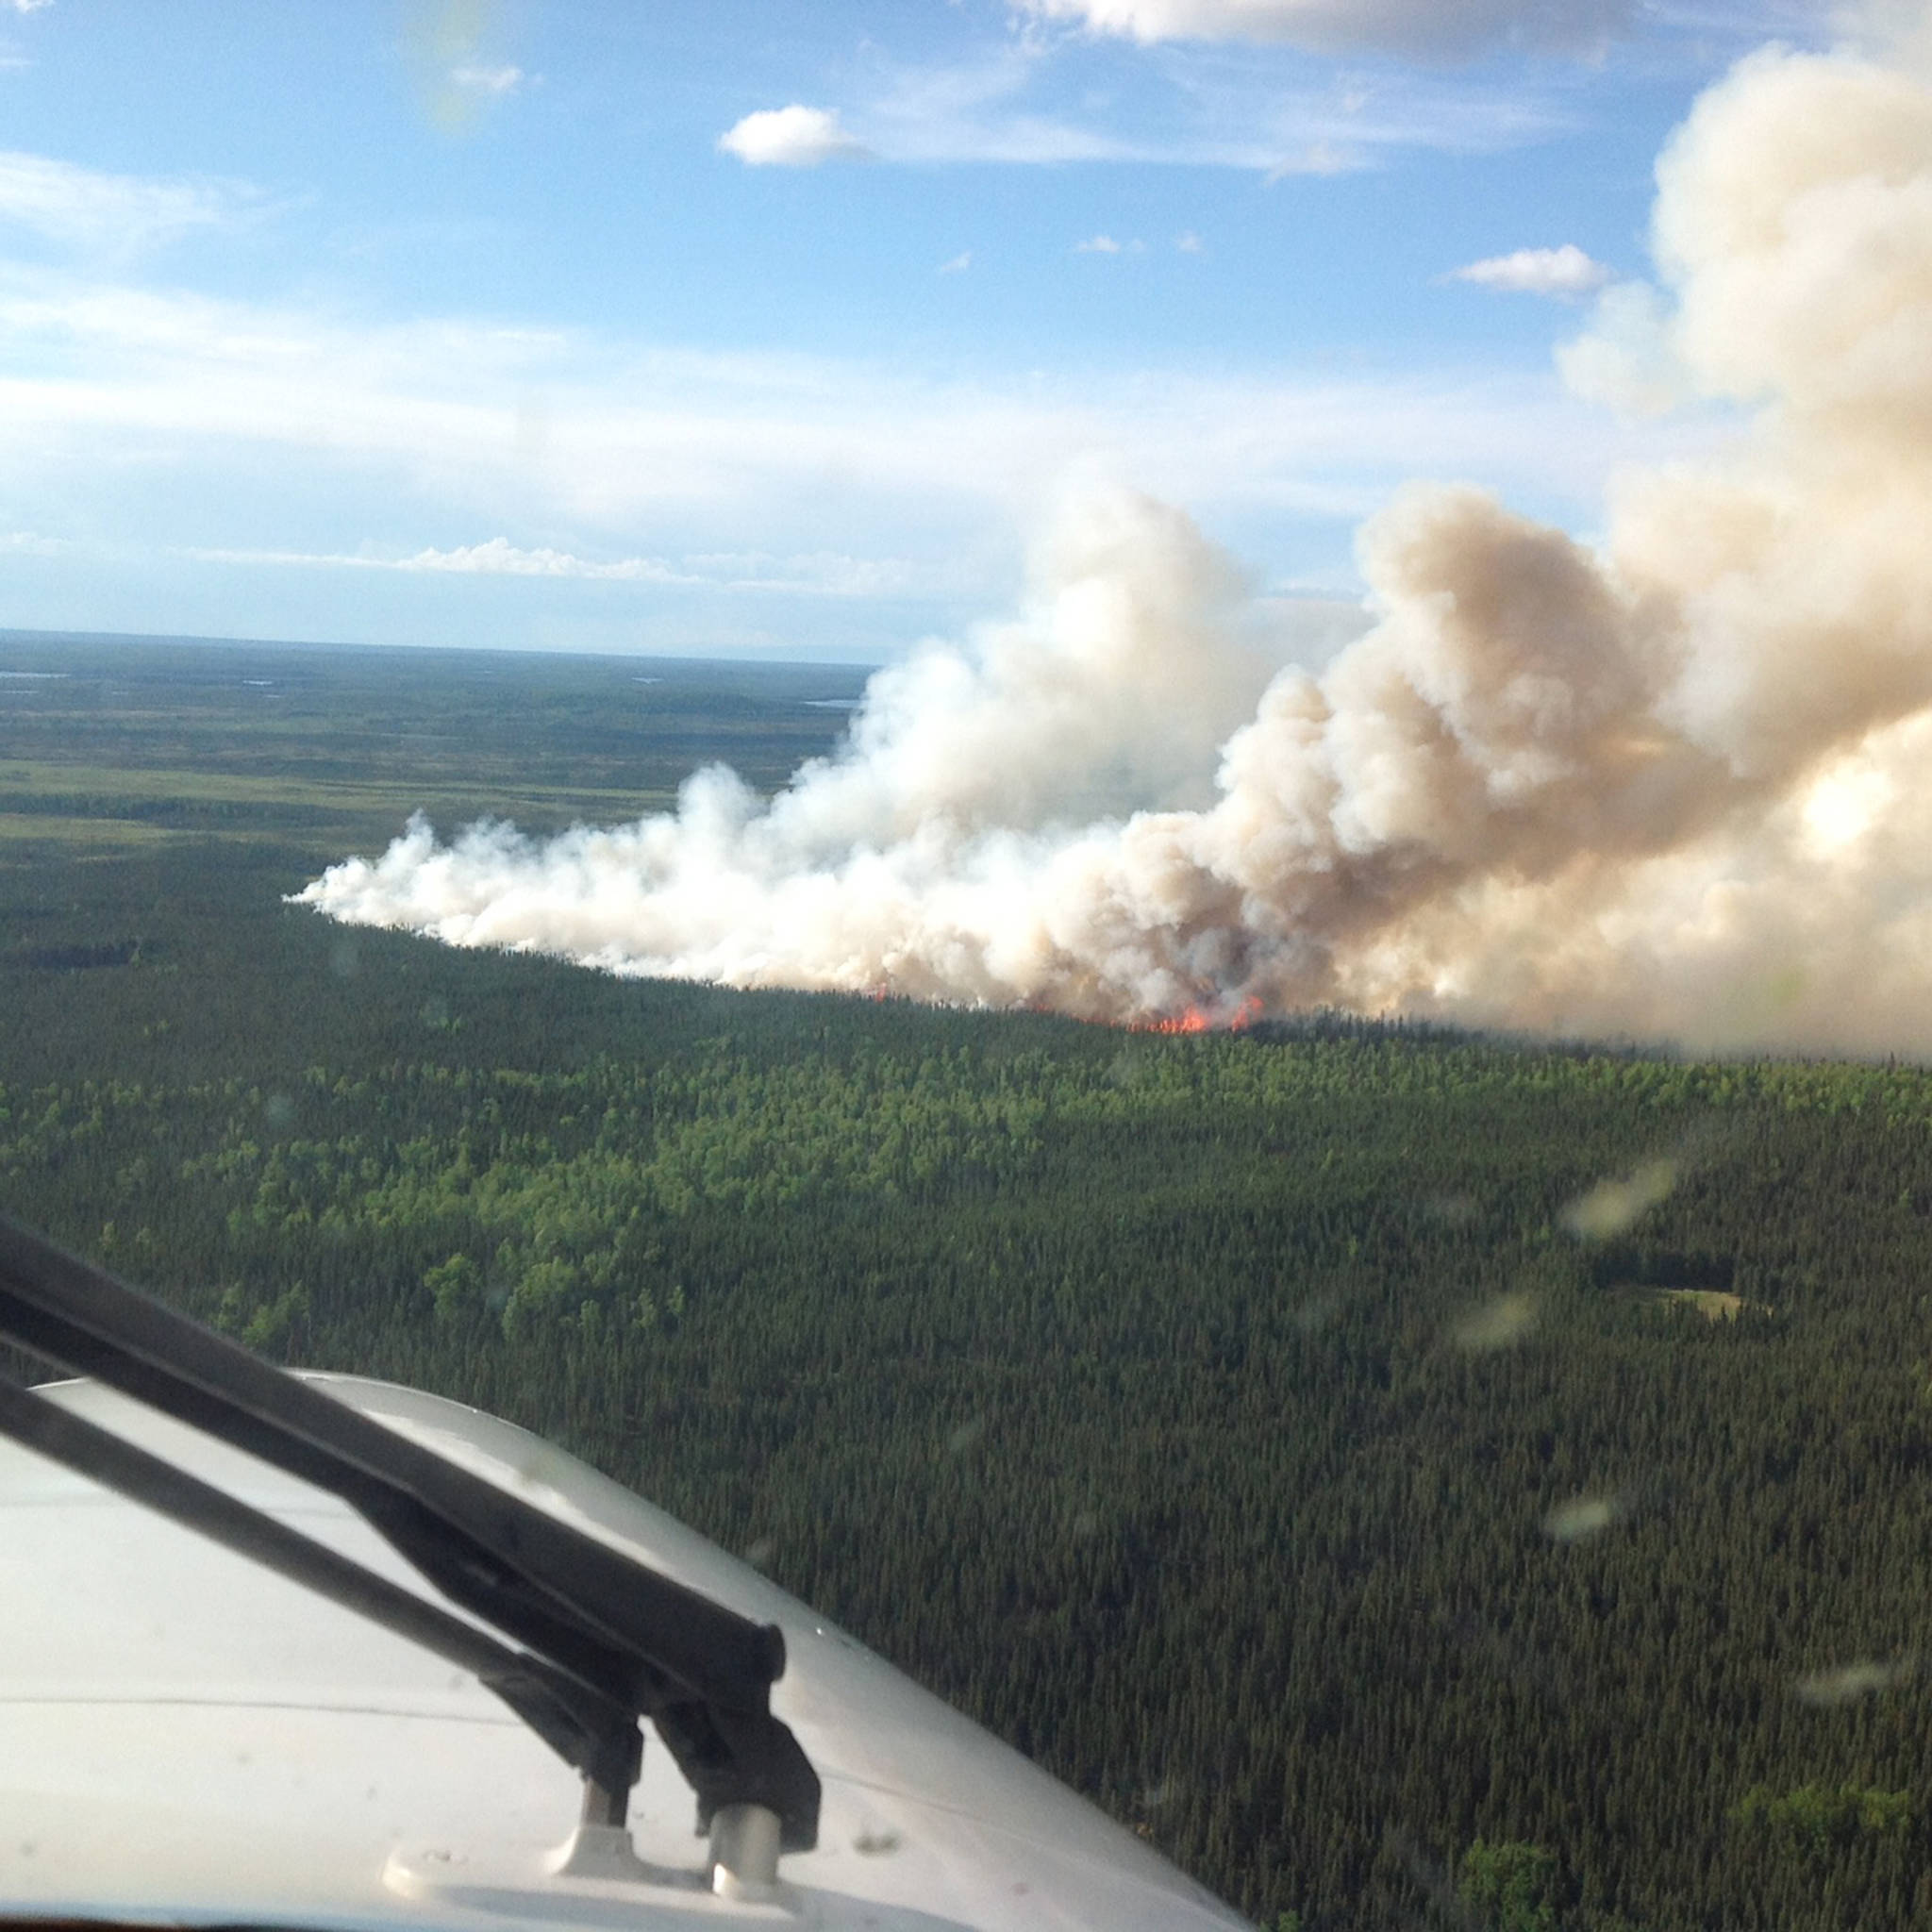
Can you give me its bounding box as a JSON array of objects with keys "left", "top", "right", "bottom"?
[{"left": 0, "top": 1366, "right": 1254, "bottom": 1930}]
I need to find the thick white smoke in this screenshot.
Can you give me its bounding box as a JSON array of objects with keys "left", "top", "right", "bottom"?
[{"left": 301, "top": 36, "right": 1932, "bottom": 1055}]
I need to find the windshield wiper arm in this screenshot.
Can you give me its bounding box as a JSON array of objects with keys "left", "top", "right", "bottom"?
[{"left": 0, "top": 1217, "right": 821, "bottom": 1863}]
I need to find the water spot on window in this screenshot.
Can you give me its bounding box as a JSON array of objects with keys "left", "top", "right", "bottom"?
[{"left": 1451, "top": 1291, "right": 1537, "bottom": 1351}]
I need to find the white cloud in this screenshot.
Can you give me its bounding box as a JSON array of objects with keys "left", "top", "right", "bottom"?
[
  {"left": 1557, "top": 280, "right": 1691, "bottom": 416},
  {"left": 1015, "top": 0, "right": 1633, "bottom": 58},
  {"left": 0, "top": 263, "right": 1728, "bottom": 622},
  {"left": 856, "top": 45, "right": 1141, "bottom": 163},
  {"left": 1074, "top": 233, "right": 1123, "bottom": 253},
  {"left": 0, "top": 151, "right": 256, "bottom": 255},
  {"left": 717, "top": 105, "right": 873, "bottom": 168},
  {"left": 852, "top": 42, "right": 1565, "bottom": 171},
  {"left": 938, "top": 250, "right": 973, "bottom": 274},
  {"left": 3, "top": 0, "right": 54, "bottom": 13},
  {"left": 450, "top": 63, "right": 524, "bottom": 96},
  {"left": 684, "top": 550, "right": 924, "bottom": 596},
  {"left": 188, "top": 540, "right": 683, "bottom": 582},
  {"left": 1450, "top": 242, "right": 1614, "bottom": 297},
  {"left": 184, "top": 539, "right": 921, "bottom": 598},
  {"left": 1176, "top": 229, "right": 1205, "bottom": 252},
  {"left": 400, "top": 539, "right": 669, "bottom": 579},
  {"left": 1263, "top": 141, "right": 1363, "bottom": 179}
]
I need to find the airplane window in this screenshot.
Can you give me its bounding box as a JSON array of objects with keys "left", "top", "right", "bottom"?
[{"left": 0, "top": 5, "right": 1925, "bottom": 1929}]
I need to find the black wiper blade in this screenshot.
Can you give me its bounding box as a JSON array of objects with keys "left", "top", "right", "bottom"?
[{"left": 0, "top": 1217, "right": 821, "bottom": 1854}]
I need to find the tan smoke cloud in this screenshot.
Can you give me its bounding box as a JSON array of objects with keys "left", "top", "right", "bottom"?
[{"left": 300, "top": 36, "right": 1932, "bottom": 1054}]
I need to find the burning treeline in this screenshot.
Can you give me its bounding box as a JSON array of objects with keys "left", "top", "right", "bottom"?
[{"left": 303, "top": 28, "right": 1932, "bottom": 1057}]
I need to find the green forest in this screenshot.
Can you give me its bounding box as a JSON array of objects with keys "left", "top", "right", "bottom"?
[{"left": 7, "top": 633, "right": 1932, "bottom": 1930}]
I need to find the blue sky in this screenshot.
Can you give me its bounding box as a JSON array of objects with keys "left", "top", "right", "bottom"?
[{"left": 0, "top": 0, "right": 1829, "bottom": 662}]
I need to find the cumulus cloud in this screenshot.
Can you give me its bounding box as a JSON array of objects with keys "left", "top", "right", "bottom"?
[
  {"left": 1451, "top": 242, "right": 1612, "bottom": 297},
  {"left": 717, "top": 105, "right": 873, "bottom": 168},
  {"left": 2, "top": 0, "right": 53, "bottom": 12},
  {"left": 1015, "top": 0, "right": 1633, "bottom": 59},
  {"left": 0, "top": 151, "right": 253, "bottom": 254},
  {"left": 1074, "top": 233, "right": 1124, "bottom": 253},
  {"left": 301, "top": 38, "right": 1932, "bottom": 1058}
]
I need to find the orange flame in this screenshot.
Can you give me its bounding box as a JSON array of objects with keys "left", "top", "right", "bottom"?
[{"left": 1128, "top": 995, "right": 1264, "bottom": 1035}]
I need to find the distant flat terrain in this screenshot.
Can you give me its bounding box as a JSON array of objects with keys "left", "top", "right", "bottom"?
[{"left": 0, "top": 630, "right": 871, "bottom": 857}]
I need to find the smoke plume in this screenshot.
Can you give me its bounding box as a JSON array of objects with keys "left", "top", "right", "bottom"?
[{"left": 301, "top": 37, "right": 1932, "bottom": 1055}]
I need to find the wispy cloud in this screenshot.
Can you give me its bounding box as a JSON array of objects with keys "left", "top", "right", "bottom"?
[
  {"left": 844, "top": 40, "right": 1571, "bottom": 172},
  {"left": 450, "top": 62, "right": 525, "bottom": 96},
  {"left": 855, "top": 43, "right": 1148, "bottom": 163},
  {"left": 0, "top": 265, "right": 1729, "bottom": 610},
  {"left": 2, "top": 0, "right": 54, "bottom": 13},
  {"left": 1074, "top": 233, "right": 1124, "bottom": 253},
  {"left": 1450, "top": 242, "right": 1613, "bottom": 297},
  {"left": 718, "top": 105, "right": 873, "bottom": 167},
  {"left": 185, "top": 538, "right": 922, "bottom": 598},
  {"left": 0, "top": 151, "right": 259, "bottom": 255},
  {"left": 683, "top": 550, "right": 924, "bottom": 596},
  {"left": 383, "top": 540, "right": 675, "bottom": 579},
  {"left": 188, "top": 540, "right": 680, "bottom": 581},
  {"left": 1175, "top": 229, "right": 1205, "bottom": 253},
  {"left": 1655, "top": 0, "right": 1830, "bottom": 37},
  {"left": 938, "top": 250, "right": 974, "bottom": 274},
  {"left": 1262, "top": 141, "right": 1363, "bottom": 178},
  {"left": 1013, "top": 0, "right": 1634, "bottom": 58}
]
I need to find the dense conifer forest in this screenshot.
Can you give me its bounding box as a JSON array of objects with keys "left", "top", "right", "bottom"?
[{"left": 7, "top": 634, "right": 1932, "bottom": 1929}]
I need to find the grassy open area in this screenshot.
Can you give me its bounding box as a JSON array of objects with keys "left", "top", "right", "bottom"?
[
  {"left": 0, "top": 757, "right": 683, "bottom": 848},
  {"left": 1657, "top": 1288, "right": 1751, "bottom": 1320},
  {"left": 0, "top": 630, "right": 869, "bottom": 855}
]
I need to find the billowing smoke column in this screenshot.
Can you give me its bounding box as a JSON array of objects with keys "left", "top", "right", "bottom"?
[{"left": 301, "top": 35, "right": 1932, "bottom": 1055}]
